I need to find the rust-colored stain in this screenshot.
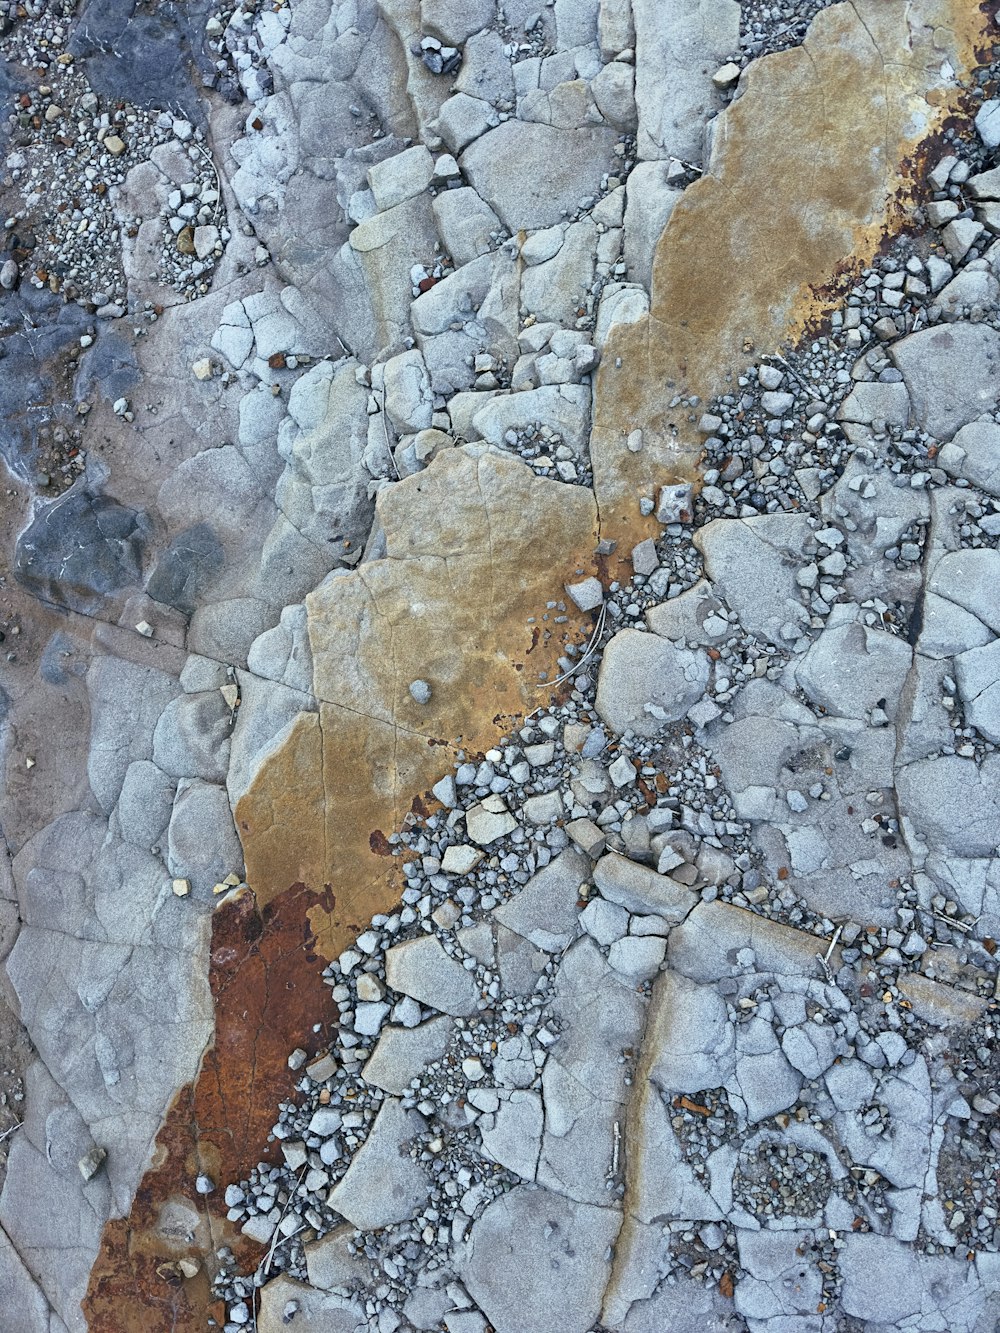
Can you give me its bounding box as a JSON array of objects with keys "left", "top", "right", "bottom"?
[
  {"left": 84, "top": 886, "right": 330, "bottom": 1331},
  {"left": 591, "top": 0, "right": 993, "bottom": 556}
]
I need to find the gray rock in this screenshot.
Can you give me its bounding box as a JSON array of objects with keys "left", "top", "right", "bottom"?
[
  {"left": 736, "top": 1229, "right": 824, "bottom": 1321},
  {"left": 623, "top": 162, "right": 682, "bottom": 290},
  {"left": 781, "top": 1022, "right": 839, "bottom": 1080},
  {"left": 421, "top": 0, "right": 495, "bottom": 44},
  {"left": 87, "top": 656, "right": 181, "bottom": 813},
  {"left": 15, "top": 487, "right": 148, "bottom": 615},
  {"left": 796, "top": 621, "right": 912, "bottom": 722},
  {"left": 644, "top": 971, "right": 735, "bottom": 1093},
  {"left": 492, "top": 849, "right": 589, "bottom": 951},
  {"left": 838, "top": 379, "right": 910, "bottom": 427},
  {"left": 382, "top": 349, "right": 433, "bottom": 434},
  {"left": 593, "top": 853, "right": 696, "bottom": 922},
  {"left": 385, "top": 934, "right": 479, "bottom": 1015},
  {"left": 928, "top": 547, "right": 1000, "bottom": 634},
  {"left": 460, "top": 1184, "right": 620, "bottom": 1333},
  {"left": 579, "top": 895, "right": 630, "bottom": 945},
  {"left": 152, "top": 690, "right": 232, "bottom": 782},
  {"left": 607, "top": 934, "right": 666, "bottom": 980},
  {"left": 145, "top": 523, "right": 224, "bottom": 617},
  {"left": 362, "top": 1019, "right": 455, "bottom": 1095},
  {"left": 645, "top": 578, "right": 726, "bottom": 645},
  {"left": 460, "top": 122, "right": 618, "bottom": 232},
  {"left": 480, "top": 1090, "right": 543, "bottom": 1179},
  {"left": 455, "top": 28, "right": 515, "bottom": 105},
  {"left": 367, "top": 145, "right": 434, "bottom": 212},
  {"left": 825, "top": 1059, "right": 876, "bottom": 1112},
  {"left": 729, "top": 1047, "right": 802, "bottom": 1123},
  {"left": 839, "top": 1234, "right": 921, "bottom": 1324},
  {"left": 937, "top": 418, "right": 1000, "bottom": 495},
  {"left": 890, "top": 322, "right": 1000, "bottom": 440},
  {"left": 465, "top": 795, "right": 518, "bottom": 845},
  {"left": 114, "top": 760, "right": 175, "bottom": 848},
  {"left": 166, "top": 779, "right": 243, "bottom": 893},
  {"left": 955, "top": 638, "right": 1000, "bottom": 743},
  {"left": 436, "top": 93, "right": 495, "bottom": 154},
  {"left": 327, "top": 1098, "right": 430, "bottom": 1230},
  {"left": 564, "top": 576, "right": 603, "bottom": 612},
  {"left": 256, "top": 1274, "right": 365, "bottom": 1333},
  {"left": 632, "top": 0, "right": 740, "bottom": 163},
  {"left": 898, "top": 754, "right": 1000, "bottom": 857},
  {"left": 432, "top": 187, "right": 502, "bottom": 266},
  {"left": 595, "top": 628, "right": 709, "bottom": 736},
  {"left": 695, "top": 514, "right": 812, "bottom": 645}
]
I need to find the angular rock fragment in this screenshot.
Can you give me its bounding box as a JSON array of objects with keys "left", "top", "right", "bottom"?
[{"left": 326, "top": 1098, "right": 430, "bottom": 1230}]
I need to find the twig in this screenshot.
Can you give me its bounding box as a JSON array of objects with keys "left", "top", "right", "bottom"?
[
  {"left": 612, "top": 1120, "right": 621, "bottom": 1176},
  {"left": 530, "top": 599, "right": 608, "bottom": 705},
  {"left": 823, "top": 924, "right": 842, "bottom": 966},
  {"left": 378, "top": 387, "right": 401, "bottom": 481},
  {"left": 0, "top": 1119, "right": 21, "bottom": 1145},
  {"left": 815, "top": 923, "right": 842, "bottom": 981},
  {"left": 262, "top": 1164, "right": 307, "bottom": 1276},
  {"left": 933, "top": 910, "right": 976, "bottom": 934}
]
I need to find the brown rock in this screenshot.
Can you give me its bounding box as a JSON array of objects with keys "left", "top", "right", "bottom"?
[{"left": 236, "top": 447, "right": 599, "bottom": 958}]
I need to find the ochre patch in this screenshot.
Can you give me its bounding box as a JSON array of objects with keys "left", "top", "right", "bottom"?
[
  {"left": 591, "top": 0, "right": 993, "bottom": 558},
  {"left": 237, "top": 448, "right": 600, "bottom": 957}
]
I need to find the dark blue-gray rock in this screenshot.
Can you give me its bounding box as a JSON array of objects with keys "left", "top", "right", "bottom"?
[
  {"left": 15, "top": 488, "right": 147, "bottom": 615},
  {"left": 145, "top": 524, "right": 224, "bottom": 616}
]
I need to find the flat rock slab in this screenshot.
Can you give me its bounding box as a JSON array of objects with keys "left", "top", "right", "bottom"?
[
  {"left": 694, "top": 515, "right": 812, "bottom": 645},
  {"left": 492, "top": 848, "right": 590, "bottom": 951},
  {"left": 593, "top": 852, "right": 696, "bottom": 921},
  {"left": 795, "top": 621, "right": 912, "bottom": 722},
  {"left": 595, "top": 627, "right": 709, "bottom": 736},
  {"left": 460, "top": 122, "right": 618, "bottom": 232},
  {"left": 326, "top": 1097, "right": 430, "bottom": 1231},
  {"left": 385, "top": 935, "right": 479, "bottom": 1016},
  {"left": 235, "top": 448, "right": 598, "bottom": 957},
  {"left": 890, "top": 322, "right": 1000, "bottom": 440},
  {"left": 460, "top": 1184, "right": 620, "bottom": 1333}
]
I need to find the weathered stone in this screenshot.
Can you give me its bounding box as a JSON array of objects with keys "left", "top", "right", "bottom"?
[
  {"left": 595, "top": 628, "right": 709, "bottom": 736},
  {"left": 236, "top": 450, "right": 597, "bottom": 955},
  {"left": 593, "top": 853, "right": 696, "bottom": 921},
  {"left": 327, "top": 1098, "right": 430, "bottom": 1230},
  {"left": 890, "top": 322, "right": 1000, "bottom": 440},
  {"left": 492, "top": 849, "right": 589, "bottom": 951},
  {"left": 460, "top": 1185, "right": 620, "bottom": 1333},
  {"left": 460, "top": 122, "right": 618, "bottom": 231},
  {"left": 385, "top": 935, "right": 479, "bottom": 1016}
]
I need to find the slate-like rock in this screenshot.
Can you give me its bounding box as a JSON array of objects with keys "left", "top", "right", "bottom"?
[
  {"left": 385, "top": 934, "right": 479, "bottom": 1016},
  {"left": 326, "top": 1098, "right": 430, "bottom": 1230},
  {"left": 460, "top": 122, "right": 618, "bottom": 231},
  {"left": 492, "top": 848, "right": 589, "bottom": 951},
  {"left": 595, "top": 628, "right": 709, "bottom": 736},
  {"left": 15, "top": 487, "right": 147, "bottom": 615},
  {"left": 361, "top": 1017, "right": 454, "bottom": 1095},
  {"left": 145, "top": 523, "right": 224, "bottom": 616},
  {"left": 890, "top": 322, "right": 1000, "bottom": 440},
  {"left": 460, "top": 1184, "right": 620, "bottom": 1333},
  {"left": 593, "top": 853, "right": 696, "bottom": 921},
  {"left": 795, "top": 621, "right": 912, "bottom": 722},
  {"left": 695, "top": 515, "right": 813, "bottom": 645}
]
